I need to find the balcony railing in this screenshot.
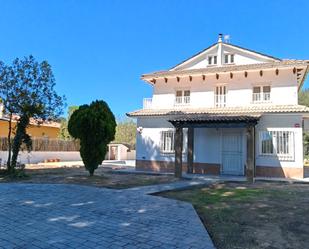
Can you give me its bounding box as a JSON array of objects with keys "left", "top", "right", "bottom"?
[
  {"left": 214, "top": 94, "right": 226, "bottom": 107},
  {"left": 252, "top": 93, "right": 271, "bottom": 103},
  {"left": 174, "top": 96, "right": 190, "bottom": 106},
  {"left": 143, "top": 98, "right": 152, "bottom": 109}
]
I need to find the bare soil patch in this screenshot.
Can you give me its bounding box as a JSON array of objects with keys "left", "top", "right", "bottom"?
[
  {"left": 158, "top": 181, "right": 309, "bottom": 249},
  {"left": 0, "top": 165, "right": 179, "bottom": 189}
]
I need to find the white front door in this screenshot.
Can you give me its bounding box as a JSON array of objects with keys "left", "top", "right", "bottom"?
[{"left": 221, "top": 132, "right": 244, "bottom": 175}]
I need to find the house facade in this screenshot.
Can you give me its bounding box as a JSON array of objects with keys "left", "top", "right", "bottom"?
[{"left": 128, "top": 34, "right": 309, "bottom": 179}]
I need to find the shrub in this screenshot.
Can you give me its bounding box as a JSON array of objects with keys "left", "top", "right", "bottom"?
[{"left": 68, "top": 100, "right": 116, "bottom": 176}]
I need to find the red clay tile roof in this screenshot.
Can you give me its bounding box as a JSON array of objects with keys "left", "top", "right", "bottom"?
[
  {"left": 0, "top": 114, "right": 60, "bottom": 128},
  {"left": 127, "top": 105, "right": 309, "bottom": 117}
]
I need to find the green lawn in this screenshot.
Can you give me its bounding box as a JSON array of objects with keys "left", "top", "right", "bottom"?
[{"left": 158, "top": 182, "right": 309, "bottom": 249}]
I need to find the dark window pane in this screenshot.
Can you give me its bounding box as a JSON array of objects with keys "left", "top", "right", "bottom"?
[
  {"left": 230, "top": 54, "right": 234, "bottom": 63},
  {"left": 263, "top": 86, "right": 271, "bottom": 93},
  {"left": 225, "top": 54, "right": 228, "bottom": 63}
]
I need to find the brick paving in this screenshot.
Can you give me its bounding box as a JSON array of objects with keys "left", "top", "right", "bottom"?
[{"left": 0, "top": 183, "right": 215, "bottom": 249}]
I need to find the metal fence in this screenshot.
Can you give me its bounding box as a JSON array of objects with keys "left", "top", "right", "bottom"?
[{"left": 0, "top": 137, "right": 80, "bottom": 152}]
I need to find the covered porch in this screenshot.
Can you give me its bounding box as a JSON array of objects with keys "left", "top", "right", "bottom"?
[{"left": 169, "top": 115, "right": 260, "bottom": 181}]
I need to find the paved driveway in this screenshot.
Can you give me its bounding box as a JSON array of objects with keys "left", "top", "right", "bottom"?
[{"left": 0, "top": 184, "right": 214, "bottom": 249}]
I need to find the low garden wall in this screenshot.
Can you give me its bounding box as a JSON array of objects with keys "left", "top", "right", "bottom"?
[
  {"left": 0, "top": 137, "right": 135, "bottom": 165},
  {"left": 0, "top": 137, "right": 81, "bottom": 165},
  {"left": 0, "top": 151, "right": 82, "bottom": 165}
]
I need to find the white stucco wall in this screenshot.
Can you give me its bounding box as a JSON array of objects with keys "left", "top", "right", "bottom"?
[
  {"left": 137, "top": 117, "right": 247, "bottom": 168},
  {"left": 136, "top": 117, "right": 187, "bottom": 163},
  {"left": 136, "top": 114, "right": 303, "bottom": 170},
  {"left": 255, "top": 114, "right": 303, "bottom": 168},
  {"left": 150, "top": 68, "right": 298, "bottom": 109},
  {"left": 0, "top": 151, "right": 81, "bottom": 165}
]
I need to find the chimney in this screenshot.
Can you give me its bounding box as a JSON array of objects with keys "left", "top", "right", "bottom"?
[{"left": 217, "top": 34, "right": 223, "bottom": 65}]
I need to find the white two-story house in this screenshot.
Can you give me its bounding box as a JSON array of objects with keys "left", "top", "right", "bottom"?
[{"left": 127, "top": 34, "right": 309, "bottom": 179}]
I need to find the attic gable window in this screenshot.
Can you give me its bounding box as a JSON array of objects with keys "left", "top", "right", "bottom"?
[
  {"left": 224, "top": 54, "right": 235, "bottom": 64},
  {"left": 208, "top": 55, "right": 217, "bottom": 65}
]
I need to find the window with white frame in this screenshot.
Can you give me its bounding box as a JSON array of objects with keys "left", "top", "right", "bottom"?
[
  {"left": 259, "top": 130, "right": 295, "bottom": 160},
  {"left": 214, "top": 85, "right": 227, "bottom": 107},
  {"left": 208, "top": 55, "right": 217, "bottom": 65},
  {"left": 224, "top": 54, "right": 234, "bottom": 64},
  {"left": 160, "top": 129, "right": 187, "bottom": 153},
  {"left": 175, "top": 90, "right": 190, "bottom": 105},
  {"left": 252, "top": 85, "right": 271, "bottom": 103},
  {"left": 160, "top": 130, "right": 174, "bottom": 153}
]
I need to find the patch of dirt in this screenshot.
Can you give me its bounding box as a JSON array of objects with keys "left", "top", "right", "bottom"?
[
  {"left": 0, "top": 166, "right": 179, "bottom": 189},
  {"left": 159, "top": 181, "right": 309, "bottom": 249}
]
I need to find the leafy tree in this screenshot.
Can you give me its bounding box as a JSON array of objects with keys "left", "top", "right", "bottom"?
[
  {"left": 0, "top": 61, "right": 16, "bottom": 171},
  {"left": 59, "top": 106, "right": 78, "bottom": 140},
  {"left": 0, "top": 56, "right": 65, "bottom": 173},
  {"left": 299, "top": 88, "right": 309, "bottom": 107},
  {"left": 114, "top": 118, "right": 136, "bottom": 149},
  {"left": 299, "top": 88, "right": 309, "bottom": 156},
  {"left": 68, "top": 100, "right": 116, "bottom": 176}
]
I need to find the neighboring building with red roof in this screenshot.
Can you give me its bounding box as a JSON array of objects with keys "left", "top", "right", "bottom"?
[{"left": 0, "top": 109, "right": 60, "bottom": 139}]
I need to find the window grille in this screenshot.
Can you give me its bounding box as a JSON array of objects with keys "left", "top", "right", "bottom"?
[{"left": 259, "top": 130, "right": 295, "bottom": 161}]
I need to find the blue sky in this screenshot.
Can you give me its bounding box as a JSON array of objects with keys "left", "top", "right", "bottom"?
[{"left": 0, "top": 0, "right": 308, "bottom": 118}]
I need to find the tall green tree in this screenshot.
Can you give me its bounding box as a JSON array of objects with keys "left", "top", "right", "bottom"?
[
  {"left": 299, "top": 88, "right": 309, "bottom": 106},
  {"left": 0, "top": 61, "right": 16, "bottom": 170},
  {"left": 59, "top": 106, "right": 78, "bottom": 140},
  {"left": 68, "top": 100, "right": 116, "bottom": 176},
  {"left": 114, "top": 118, "right": 136, "bottom": 149},
  {"left": 0, "top": 56, "right": 65, "bottom": 173},
  {"left": 299, "top": 88, "right": 309, "bottom": 156}
]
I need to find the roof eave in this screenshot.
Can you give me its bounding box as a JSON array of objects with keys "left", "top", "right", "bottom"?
[
  {"left": 299, "top": 65, "right": 309, "bottom": 91},
  {"left": 142, "top": 61, "right": 309, "bottom": 81}
]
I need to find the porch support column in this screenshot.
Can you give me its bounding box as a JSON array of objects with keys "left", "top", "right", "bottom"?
[
  {"left": 174, "top": 126, "right": 183, "bottom": 178},
  {"left": 187, "top": 127, "right": 194, "bottom": 174},
  {"left": 246, "top": 126, "right": 255, "bottom": 183}
]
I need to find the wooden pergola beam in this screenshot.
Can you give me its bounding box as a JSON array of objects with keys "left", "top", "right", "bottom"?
[
  {"left": 246, "top": 126, "right": 255, "bottom": 183},
  {"left": 187, "top": 127, "right": 194, "bottom": 174},
  {"left": 174, "top": 127, "right": 183, "bottom": 178}
]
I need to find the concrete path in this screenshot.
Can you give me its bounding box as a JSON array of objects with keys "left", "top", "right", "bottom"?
[
  {"left": 124, "top": 179, "right": 216, "bottom": 195},
  {"left": 0, "top": 183, "right": 215, "bottom": 249}
]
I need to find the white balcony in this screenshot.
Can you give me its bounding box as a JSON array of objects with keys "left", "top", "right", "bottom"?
[
  {"left": 174, "top": 96, "right": 190, "bottom": 106},
  {"left": 214, "top": 94, "right": 226, "bottom": 107},
  {"left": 143, "top": 98, "right": 152, "bottom": 109},
  {"left": 252, "top": 93, "right": 271, "bottom": 103}
]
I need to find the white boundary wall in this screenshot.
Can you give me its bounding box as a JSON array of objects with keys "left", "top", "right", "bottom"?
[{"left": 0, "top": 151, "right": 81, "bottom": 165}]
